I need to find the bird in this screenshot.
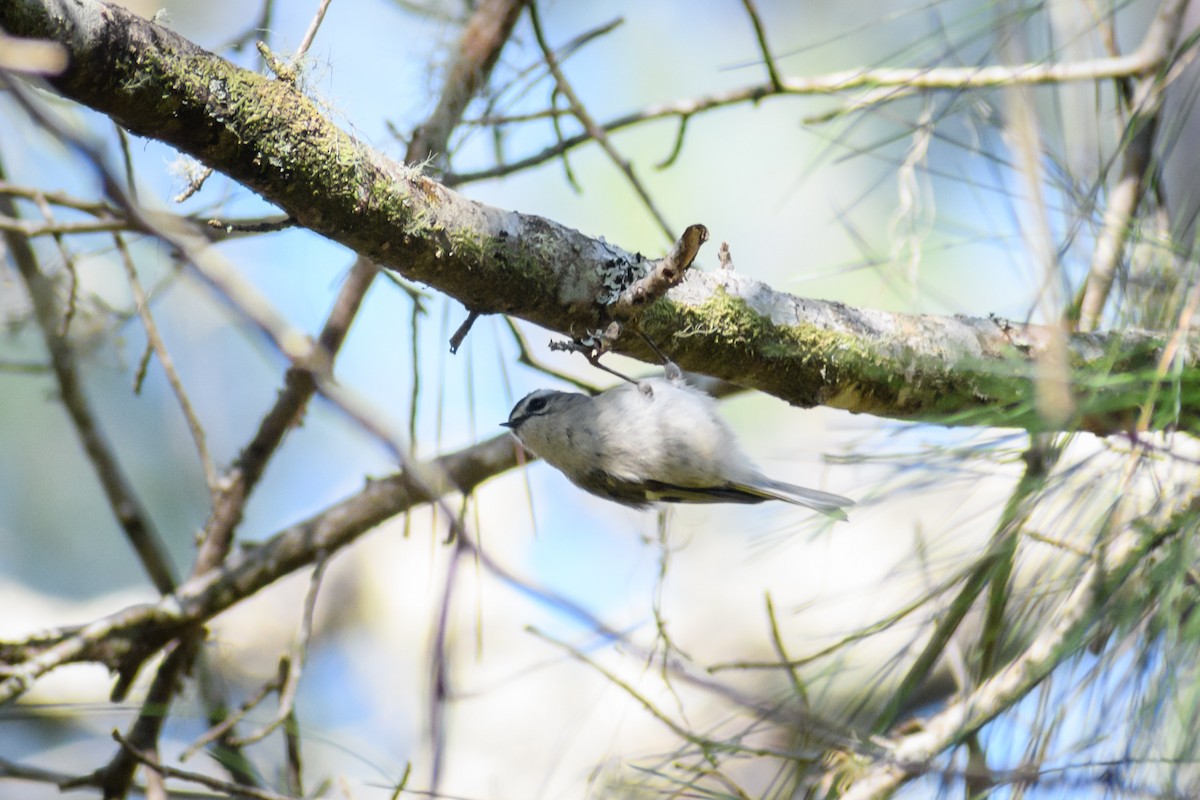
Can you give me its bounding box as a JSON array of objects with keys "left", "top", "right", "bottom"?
[{"left": 502, "top": 375, "right": 853, "bottom": 520}]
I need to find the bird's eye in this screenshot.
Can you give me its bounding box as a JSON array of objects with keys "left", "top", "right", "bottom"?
[{"left": 526, "top": 397, "right": 548, "bottom": 413}]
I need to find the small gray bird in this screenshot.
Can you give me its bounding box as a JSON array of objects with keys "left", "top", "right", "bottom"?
[{"left": 503, "top": 376, "right": 853, "bottom": 520}]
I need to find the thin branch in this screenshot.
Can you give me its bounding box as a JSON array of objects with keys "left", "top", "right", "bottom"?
[
  {"left": 1074, "top": 0, "right": 1192, "bottom": 330},
  {"left": 502, "top": 315, "right": 602, "bottom": 393},
  {"left": 528, "top": 1, "right": 675, "bottom": 242},
  {"left": 739, "top": 0, "right": 783, "bottom": 92},
  {"left": 179, "top": 667, "right": 284, "bottom": 761},
  {"left": 201, "top": 256, "right": 378, "bottom": 571},
  {"left": 449, "top": 309, "right": 480, "bottom": 353},
  {"left": 609, "top": 223, "right": 708, "bottom": 319},
  {"left": 114, "top": 233, "right": 219, "bottom": 495},
  {"left": 95, "top": 637, "right": 201, "bottom": 798},
  {"left": 111, "top": 732, "right": 300, "bottom": 800},
  {"left": 0, "top": 157, "right": 179, "bottom": 598},
  {"left": 0, "top": 213, "right": 129, "bottom": 236},
  {"left": 8, "top": 2, "right": 1199, "bottom": 434},
  {"left": 0, "top": 181, "right": 117, "bottom": 213},
  {"left": 837, "top": 492, "right": 1195, "bottom": 800},
  {"left": 405, "top": 0, "right": 528, "bottom": 166},
  {"left": 446, "top": 39, "right": 1180, "bottom": 185},
  {"left": 227, "top": 558, "right": 330, "bottom": 747},
  {"left": 0, "top": 433, "right": 514, "bottom": 702},
  {"left": 1076, "top": 86, "right": 1169, "bottom": 330},
  {"left": 291, "top": 0, "right": 333, "bottom": 66}
]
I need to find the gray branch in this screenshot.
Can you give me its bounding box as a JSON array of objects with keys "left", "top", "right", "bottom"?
[{"left": 3, "top": 0, "right": 1198, "bottom": 434}]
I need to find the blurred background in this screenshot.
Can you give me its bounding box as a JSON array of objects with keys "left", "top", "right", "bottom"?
[{"left": 2, "top": 0, "right": 1198, "bottom": 797}]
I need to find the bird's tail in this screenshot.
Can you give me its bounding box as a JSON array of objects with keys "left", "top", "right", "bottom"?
[{"left": 746, "top": 478, "right": 855, "bottom": 522}]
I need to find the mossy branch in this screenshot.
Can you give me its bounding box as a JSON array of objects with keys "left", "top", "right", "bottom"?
[{"left": 4, "top": 0, "right": 1198, "bottom": 434}]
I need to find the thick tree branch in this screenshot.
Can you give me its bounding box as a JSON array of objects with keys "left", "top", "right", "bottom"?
[
  {"left": 3, "top": 0, "right": 1198, "bottom": 434},
  {"left": 0, "top": 434, "right": 520, "bottom": 702}
]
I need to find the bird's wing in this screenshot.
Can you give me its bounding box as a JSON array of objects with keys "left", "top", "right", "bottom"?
[{"left": 580, "top": 471, "right": 768, "bottom": 508}]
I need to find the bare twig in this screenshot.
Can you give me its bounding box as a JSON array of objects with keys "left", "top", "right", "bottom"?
[
  {"left": 0, "top": 432, "right": 510, "bottom": 701},
  {"left": 837, "top": 492, "right": 1192, "bottom": 800},
  {"left": 171, "top": 163, "right": 213, "bottom": 203},
  {"left": 291, "top": 0, "right": 333, "bottom": 66},
  {"left": 0, "top": 158, "right": 179, "bottom": 598},
  {"left": 114, "top": 233, "right": 219, "bottom": 495},
  {"left": 0, "top": 181, "right": 117, "bottom": 214},
  {"left": 111, "top": 732, "right": 300, "bottom": 800},
  {"left": 406, "top": 0, "right": 528, "bottom": 167},
  {"left": 528, "top": 1, "right": 675, "bottom": 241},
  {"left": 609, "top": 223, "right": 708, "bottom": 318},
  {"left": 205, "top": 214, "right": 295, "bottom": 234},
  {"left": 94, "top": 636, "right": 201, "bottom": 798},
  {"left": 502, "top": 315, "right": 601, "bottom": 393},
  {"left": 227, "top": 558, "right": 330, "bottom": 747},
  {"left": 1075, "top": 0, "right": 1190, "bottom": 330},
  {"left": 739, "top": 0, "right": 783, "bottom": 92},
  {"left": 449, "top": 309, "right": 480, "bottom": 353},
  {"left": 180, "top": 667, "right": 285, "bottom": 760},
  {"left": 447, "top": 20, "right": 1188, "bottom": 186},
  {"left": 201, "top": 257, "right": 378, "bottom": 569},
  {"left": 0, "top": 214, "right": 128, "bottom": 236}
]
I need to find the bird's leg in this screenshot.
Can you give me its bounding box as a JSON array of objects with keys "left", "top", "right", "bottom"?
[
  {"left": 637, "top": 330, "right": 682, "bottom": 383},
  {"left": 583, "top": 349, "right": 638, "bottom": 385},
  {"left": 548, "top": 325, "right": 639, "bottom": 384}
]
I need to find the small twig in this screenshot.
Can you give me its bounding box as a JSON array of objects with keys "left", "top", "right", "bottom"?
[
  {"left": 180, "top": 668, "right": 285, "bottom": 760},
  {"left": 291, "top": 0, "right": 333, "bottom": 67},
  {"left": 205, "top": 214, "right": 295, "bottom": 234},
  {"left": 0, "top": 182, "right": 117, "bottom": 214},
  {"left": 528, "top": 1, "right": 675, "bottom": 241},
  {"left": 0, "top": 160, "right": 179, "bottom": 598},
  {"left": 446, "top": 35, "right": 1186, "bottom": 187},
  {"left": 548, "top": 330, "right": 638, "bottom": 384},
  {"left": 115, "top": 124, "right": 138, "bottom": 201},
  {"left": 739, "top": 0, "right": 783, "bottom": 92},
  {"left": 405, "top": 0, "right": 527, "bottom": 167},
  {"left": 502, "top": 316, "right": 601, "bottom": 393},
  {"left": 428, "top": 538, "right": 464, "bottom": 795},
  {"left": 449, "top": 309, "right": 480, "bottom": 353},
  {"left": 256, "top": 40, "right": 296, "bottom": 83},
  {"left": 283, "top": 700, "right": 304, "bottom": 797},
  {"left": 97, "top": 636, "right": 201, "bottom": 799},
  {"left": 172, "top": 164, "right": 212, "bottom": 203},
  {"left": 111, "top": 731, "right": 300, "bottom": 800},
  {"left": 28, "top": 187, "right": 79, "bottom": 338},
  {"left": 115, "top": 233, "right": 219, "bottom": 495},
  {"left": 609, "top": 223, "right": 708, "bottom": 318},
  {"left": 201, "top": 257, "right": 378, "bottom": 569},
  {"left": 526, "top": 626, "right": 698, "bottom": 743},
  {"left": 228, "top": 557, "right": 330, "bottom": 747},
  {"left": 132, "top": 341, "right": 153, "bottom": 394},
  {"left": 654, "top": 113, "right": 690, "bottom": 170},
  {"left": 0, "top": 214, "right": 129, "bottom": 236}
]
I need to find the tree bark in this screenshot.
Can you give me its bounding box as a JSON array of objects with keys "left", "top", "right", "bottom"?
[{"left": 3, "top": 0, "right": 1197, "bottom": 434}]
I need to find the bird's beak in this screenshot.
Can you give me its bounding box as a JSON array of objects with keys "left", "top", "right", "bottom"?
[{"left": 500, "top": 420, "right": 516, "bottom": 429}]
